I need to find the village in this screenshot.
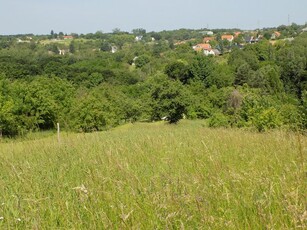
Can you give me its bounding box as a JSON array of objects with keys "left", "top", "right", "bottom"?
[
  {"left": 11, "top": 24, "right": 307, "bottom": 58},
  {"left": 189, "top": 29, "right": 303, "bottom": 56}
]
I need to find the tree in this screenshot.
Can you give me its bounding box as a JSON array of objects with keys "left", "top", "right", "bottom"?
[
  {"left": 100, "top": 41, "right": 111, "bottom": 52},
  {"left": 0, "top": 77, "right": 18, "bottom": 136},
  {"left": 234, "top": 62, "right": 253, "bottom": 86},
  {"left": 150, "top": 32, "right": 162, "bottom": 41},
  {"left": 134, "top": 55, "right": 150, "bottom": 68},
  {"left": 112, "top": 28, "right": 122, "bottom": 34},
  {"left": 189, "top": 55, "right": 215, "bottom": 83},
  {"left": 248, "top": 65, "right": 283, "bottom": 94},
  {"left": 164, "top": 61, "right": 192, "bottom": 84},
  {"left": 69, "top": 41, "right": 75, "bottom": 53},
  {"left": 132, "top": 28, "right": 146, "bottom": 36},
  {"left": 149, "top": 74, "right": 188, "bottom": 123},
  {"left": 277, "top": 45, "right": 307, "bottom": 98}
]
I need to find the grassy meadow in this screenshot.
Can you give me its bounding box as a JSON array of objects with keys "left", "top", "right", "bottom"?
[{"left": 0, "top": 120, "right": 306, "bottom": 229}]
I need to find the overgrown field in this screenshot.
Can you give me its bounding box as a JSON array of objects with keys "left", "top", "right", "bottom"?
[{"left": 0, "top": 121, "right": 306, "bottom": 229}]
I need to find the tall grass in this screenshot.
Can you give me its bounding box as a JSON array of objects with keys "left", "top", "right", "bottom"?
[{"left": 0, "top": 120, "right": 306, "bottom": 229}]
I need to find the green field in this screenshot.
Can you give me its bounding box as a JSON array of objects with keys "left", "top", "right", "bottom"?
[{"left": 0, "top": 121, "right": 306, "bottom": 229}]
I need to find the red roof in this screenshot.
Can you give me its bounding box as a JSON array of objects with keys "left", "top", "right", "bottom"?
[
  {"left": 274, "top": 31, "right": 281, "bottom": 37},
  {"left": 221, "top": 35, "right": 234, "bottom": 41},
  {"left": 203, "top": 37, "right": 215, "bottom": 43},
  {"left": 234, "top": 32, "right": 241, "bottom": 37},
  {"left": 193, "top": 43, "right": 212, "bottom": 51},
  {"left": 63, "top": 35, "right": 73, "bottom": 39}
]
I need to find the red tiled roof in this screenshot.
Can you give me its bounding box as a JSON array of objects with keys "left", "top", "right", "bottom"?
[
  {"left": 203, "top": 37, "right": 215, "bottom": 43},
  {"left": 221, "top": 35, "right": 234, "bottom": 41},
  {"left": 63, "top": 35, "right": 73, "bottom": 39},
  {"left": 193, "top": 43, "right": 212, "bottom": 51},
  {"left": 234, "top": 32, "right": 241, "bottom": 37},
  {"left": 274, "top": 31, "right": 281, "bottom": 37}
]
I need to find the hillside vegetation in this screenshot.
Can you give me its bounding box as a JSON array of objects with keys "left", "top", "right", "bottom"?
[
  {"left": 0, "top": 121, "right": 306, "bottom": 228},
  {"left": 0, "top": 24, "right": 307, "bottom": 137}
]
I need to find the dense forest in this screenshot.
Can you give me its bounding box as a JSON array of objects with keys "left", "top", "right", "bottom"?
[{"left": 0, "top": 23, "right": 306, "bottom": 137}]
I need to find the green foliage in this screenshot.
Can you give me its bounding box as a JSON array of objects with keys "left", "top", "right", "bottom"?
[
  {"left": 69, "top": 84, "right": 142, "bottom": 132},
  {"left": 300, "top": 90, "right": 307, "bottom": 129},
  {"left": 208, "top": 112, "right": 229, "bottom": 127},
  {"left": 134, "top": 55, "right": 150, "bottom": 68},
  {"left": 100, "top": 41, "right": 111, "bottom": 52},
  {"left": 0, "top": 78, "right": 18, "bottom": 136},
  {"left": 0, "top": 27, "right": 307, "bottom": 136},
  {"left": 164, "top": 61, "right": 191, "bottom": 84},
  {"left": 189, "top": 55, "right": 215, "bottom": 82},
  {"left": 205, "top": 63, "right": 234, "bottom": 88},
  {"left": 69, "top": 41, "right": 75, "bottom": 53},
  {"left": 149, "top": 74, "right": 188, "bottom": 123},
  {"left": 240, "top": 94, "right": 283, "bottom": 131},
  {"left": 248, "top": 64, "right": 283, "bottom": 93}
]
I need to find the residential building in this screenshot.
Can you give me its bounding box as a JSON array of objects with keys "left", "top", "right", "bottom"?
[
  {"left": 271, "top": 31, "right": 281, "bottom": 40},
  {"left": 192, "top": 43, "right": 212, "bottom": 52},
  {"left": 203, "top": 37, "right": 215, "bottom": 43},
  {"left": 63, "top": 35, "right": 73, "bottom": 40},
  {"left": 221, "top": 35, "right": 234, "bottom": 42}
]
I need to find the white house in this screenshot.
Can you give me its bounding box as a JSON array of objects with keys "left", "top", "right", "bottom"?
[
  {"left": 135, "top": 36, "right": 143, "bottom": 41},
  {"left": 204, "top": 49, "right": 215, "bottom": 56},
  {"left": 201, "top": 31, "right": 214, "bottom": 36},
  {"left": 111, "top": 46, "right": 118, "bottom": 53}
]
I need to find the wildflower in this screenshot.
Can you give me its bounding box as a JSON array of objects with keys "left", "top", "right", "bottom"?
[
  {"left": 72, "top": 184, "right": 89, "bottom": 202},
  {"left": 0, "top": 217, "right": 4, "bottom": 221},
  {"left": 72, "top": 184, "right": 88, "bottom": 194},
  {"left": 16, "top": 218, "right": 21, "bottom": 222}
]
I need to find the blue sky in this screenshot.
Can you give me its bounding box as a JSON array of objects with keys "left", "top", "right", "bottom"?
[{"left": 1, "top": 0, "right": 306, "bottom": 35}]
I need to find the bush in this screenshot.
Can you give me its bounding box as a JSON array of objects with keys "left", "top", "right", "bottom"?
[
  {"left": 208, "top": 112, "right": 229, "bottom": 128},
  {"left": 250, "top": 107, "right": 283, "bottom": 132}
]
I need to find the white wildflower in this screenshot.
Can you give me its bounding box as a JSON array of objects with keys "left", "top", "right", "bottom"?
[
  {"left": 0, "top": 217, "right": 4, "bottom": 220},
  {"left": 72, "top": 184, "right": 88, "bottom": 194}
]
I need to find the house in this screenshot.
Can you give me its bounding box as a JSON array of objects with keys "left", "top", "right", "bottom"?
[
  {"left": 221, "top": 35, "right": 234, "bottom": 42},
  {"left": 283, "top": 37, "right": 294, "bottom": 42},
  {"left": 63, "top": 35, "right": 73, "bottom": 40},
  {"left": 201, "top": 31, "right": 214, "bottom": 36},
  {"left": 212, "top": 49, "right": 221, "bottom": 56},
  {"left": 135, "top": 36, "right": 143, "bottom": 41},
  {"left": 271, "top": 31, "right": 281, "bottom": 40},
  {"left": 192, "top": 43, "right": 220, "bottom": 56},
  {"left": 111, "top": 46, "right": 118, "bottom": 53},
  {"left": 17, "top": 38, "right": 30, "bottom": 43},
  {"left": 234, "top": 32, "right": 241, "bottom": 38},
  {"left": 203, "top": 37, "right": 215, "bottom": 43},
  {"left": 192, "top": 43, "right": 212, "bottom": 52},
  {"left": 204, "top": 49, "right": 215, "bottom": 56},
  {"left": 245, "top": 35, "right": 255, "bottom": 43},
  {"left": 302, "top": 27, "right": 307, "bottom": 32},
  {"left": 204, "top": 48, "right": 221, "bottom": 56}
]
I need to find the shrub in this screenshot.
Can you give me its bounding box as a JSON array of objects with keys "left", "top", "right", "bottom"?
[{"left": 208, "top": 112, "right": 229, "bottom": 128}]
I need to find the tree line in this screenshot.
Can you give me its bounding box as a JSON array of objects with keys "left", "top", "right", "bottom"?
[{"left": 0, "top": 26, "right": 306, "bottom": 136}]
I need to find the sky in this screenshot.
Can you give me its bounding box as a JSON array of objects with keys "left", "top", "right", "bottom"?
[{"left": 0, "top": 0, "right": 306, "bottom": 35}]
